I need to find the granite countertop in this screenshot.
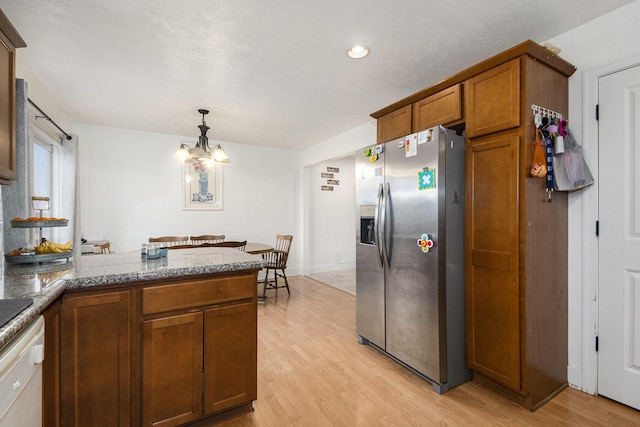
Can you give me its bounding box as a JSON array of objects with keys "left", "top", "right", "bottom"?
[{"left": 0, "top": 247, "right": 265, "bottom": 350}]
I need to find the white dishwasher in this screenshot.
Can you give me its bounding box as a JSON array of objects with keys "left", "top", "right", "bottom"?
[{"left": 0, "top": 316, "right": 45, "bottom": 427}]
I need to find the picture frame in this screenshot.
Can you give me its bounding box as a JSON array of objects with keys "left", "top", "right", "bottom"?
[{"left": 182, "top": 161, "right": 223, "bottom": 211}]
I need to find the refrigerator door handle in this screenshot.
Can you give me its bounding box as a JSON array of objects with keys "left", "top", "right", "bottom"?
[
  {"left": 374, "top": 183, "right": 384, "bottom": 268},
  {"left": 381, "top": 182, "right": 390, "bottom": 269}
]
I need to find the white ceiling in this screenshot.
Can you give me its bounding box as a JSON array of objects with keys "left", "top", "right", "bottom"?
[{"left": 1, "top": 1, "right": 633, "bottom": 150}]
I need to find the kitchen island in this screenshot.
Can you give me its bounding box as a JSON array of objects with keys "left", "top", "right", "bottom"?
[{"left": 1, "top": 248, "right": 264, "bottom": 427}]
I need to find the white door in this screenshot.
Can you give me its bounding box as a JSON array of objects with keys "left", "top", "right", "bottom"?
[{"left": 598, "top": 64, "right": 640, "bottom": 410}]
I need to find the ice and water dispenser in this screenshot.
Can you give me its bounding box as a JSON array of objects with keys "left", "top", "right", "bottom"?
[{"left": 359, "top": 205, "right": 376, "bottom": 245}]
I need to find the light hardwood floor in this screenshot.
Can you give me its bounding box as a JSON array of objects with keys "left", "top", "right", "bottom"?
[{"left": 219, "top": 276, "right": 640, "bottom": 426}]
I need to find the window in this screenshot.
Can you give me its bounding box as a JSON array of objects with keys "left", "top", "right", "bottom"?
[
  {"left": 29, "top": 115, "right": 62, "bottom": 243},
  {"left": 33, "top": 141, "right": 51, "bottom": 200}
]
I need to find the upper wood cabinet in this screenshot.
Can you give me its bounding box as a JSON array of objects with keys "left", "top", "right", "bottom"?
[
  {"left": 412, "top": 84, "right": 462, "bottom": 132},
  {"left": 0, "top": 10, "right": 25, "bottom": 185},
  {"left": 465, "top": 58, "right": 520, "bottom": 138},
  {"left": 377, "top": 105, "right": 411, "bottom": 144}
]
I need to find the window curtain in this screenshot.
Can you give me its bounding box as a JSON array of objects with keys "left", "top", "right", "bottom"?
[
  {"left": 58, "top": 134, "right": 80, "bottom": 252},
  {"left": 1, "top": 79, "right": 29, "bottom": 253},
  {"left": 1, "top": 78, "right": 80, "bottom": 254}
]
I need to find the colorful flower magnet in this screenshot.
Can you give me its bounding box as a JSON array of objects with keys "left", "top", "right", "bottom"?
[{"left": 417, "top": 234, "right": 434, "bottom": 253}]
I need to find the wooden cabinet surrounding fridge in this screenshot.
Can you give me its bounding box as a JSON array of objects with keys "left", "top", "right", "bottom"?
[
  {"left": 371, "top": 40, "right": 576, "bottom": 410},
  {"left": 465, "top": 46, "right": 575, "bottom": 410}
]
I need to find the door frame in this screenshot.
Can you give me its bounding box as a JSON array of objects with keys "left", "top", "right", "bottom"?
[{"left": 581, "top": 53, "right": 640, "bottom": 395}]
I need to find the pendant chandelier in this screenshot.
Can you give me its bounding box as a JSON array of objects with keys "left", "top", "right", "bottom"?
[{"left": 174, "top": 109, "right": 230, "bottom": 166}]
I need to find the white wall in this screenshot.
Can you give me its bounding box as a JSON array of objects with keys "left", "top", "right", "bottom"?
[
  {"left": 74, "top": 123, "right": 303, "bottom": 273},
  {"left": 301, "top": 121, "right": 376, "bottom": 167},
  {"left": 301, "top": 120, "right": 376, "bottom": 275},
  {"left": 304, "top": 156, "right": 356, "bottom": 274},
  {"left": 547, "top": 0, "right": 640, "bottom": 392}
]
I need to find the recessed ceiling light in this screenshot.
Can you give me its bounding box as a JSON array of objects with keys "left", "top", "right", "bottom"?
[{"left": 347, "top": 45, "right": 370, "bottom": 59}]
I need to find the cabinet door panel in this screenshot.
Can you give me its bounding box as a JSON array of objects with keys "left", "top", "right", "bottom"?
[
  {"left": 203, "top": 302, "right": 257, "bottom": 414},
  {"left": 412, "top": 83, "right": 462, "bottom": 131},
  {"left": 377, "top": 105, "right": 411, "bottom": 143},
  {"left": 466, "top": 59, "right": 520, "bottom": 138},
  {"left": 142, "top": 312, "right": 203, "bottom": 427},
  {"left": 61, "top": 291, "right": 131, "bottom": 427},
  {"left": 0, "top": 35, "right": 16, "bottom": 183},
  {"left": 465, "top": 133, "right": 521, "bottom": 391}
]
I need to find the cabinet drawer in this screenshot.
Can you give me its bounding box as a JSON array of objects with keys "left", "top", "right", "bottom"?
[
  {"left": 142, "top": 274, "right": 255, "bottom": 315},
  {"left": 377, "top": 105, "right": 411, "bottom": 143},
  {"left": 412, "top": 83, "right": 462, "bottom": 131}
]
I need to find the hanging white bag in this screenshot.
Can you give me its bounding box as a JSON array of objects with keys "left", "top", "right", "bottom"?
[{"left": 552, "top": 127, "right": 594, "bottom": 191}]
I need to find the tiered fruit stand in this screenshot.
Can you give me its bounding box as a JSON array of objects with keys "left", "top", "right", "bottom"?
[{"left": 4, "top": 197, "right": 73, "bottom": 264}]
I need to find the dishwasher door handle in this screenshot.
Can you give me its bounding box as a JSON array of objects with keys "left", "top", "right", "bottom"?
[{"left": 31, "top": 344, "right": 44, "bottom": 364}]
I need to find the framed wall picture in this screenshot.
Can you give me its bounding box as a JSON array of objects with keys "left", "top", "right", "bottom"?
[{"left": 182, "top": 161, "right": 223, "bottom": 210}]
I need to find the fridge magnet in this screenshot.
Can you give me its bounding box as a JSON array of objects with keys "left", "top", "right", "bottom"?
[
  {"left": 417, "top": 234, "right": 434, "bottom": 253},
  {"left": 321, "top": 185, "right": 334, "bottom": 191},
  {"left": 405, "top": 133, "right": 418, "bottom": 157},
  {"left": 417, "top": 128, "right": 434, "bottom": 145},
  {"left": 321, "top": 172, "right": 334, "bottom": 178},
  {"left": 418, "top": 168, "right": 436, "bottom": 190},
  {"left": 363, "top": 147, "right": 372, "bottom": 157},
  {"left": 398, "top": 139, "right": 405, "bottom": 149},
  {"left": 327, "top": 179, "right": 340, "bottom": 185},
  {"left": 327, "top": 166, "right": 340, "bottom": 173},
  {"left": 369, "top": 152, "right": 378, "bottom": 162},
  {"left": 374, "top": 144, "right": 383, "bottom": 154}
]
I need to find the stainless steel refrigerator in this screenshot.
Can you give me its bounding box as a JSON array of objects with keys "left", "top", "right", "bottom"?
[{"left": 356, "top": 126, "right": 470, "bottom": 393}]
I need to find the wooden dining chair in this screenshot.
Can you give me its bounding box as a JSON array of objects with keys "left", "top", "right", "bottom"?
[
  {"left": 189, "top": 235, "right": 225, "bottom": 245},
  {"left": 262, "top": 235, "right": 293, "bottom": 295},
  {"left": 149, "top": 236, "right": 189, "bottom": 248},
  {"left": 200, "top": 241, "right": 247, "bottom": 251},
  {"left": 92, "top": 241, "right": 111, "bottom": 254}
]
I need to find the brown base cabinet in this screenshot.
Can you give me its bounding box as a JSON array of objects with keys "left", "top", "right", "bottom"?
[
  {"left": 203, "top": 302, "right": 257, "bottom": 415},
  {"left": 143, "top": 312, "right": 204, "bottom": 427},
  {"left": 61, "top": 291, "right": 132, "bottom": 427},
  {"left": 371, "top": 40, "right": 575, "bottom": 410},
  {"left": 58, "top": 272, "right": 258, "bottom": 427}
]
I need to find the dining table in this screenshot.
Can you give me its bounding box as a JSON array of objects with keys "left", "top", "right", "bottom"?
[{"left": 244, "top": 242, "right": 273, "bottom": 255}]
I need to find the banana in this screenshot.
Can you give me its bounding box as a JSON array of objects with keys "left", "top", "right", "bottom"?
[
  {"left": 49, "top": 244, "right": 62, "bottom": 253},
  {"left": 36, "top": 241, "right": 49, "bottom": 254},
  {"left": 46, "top": 240, "right": 72, "bottom": 253}
]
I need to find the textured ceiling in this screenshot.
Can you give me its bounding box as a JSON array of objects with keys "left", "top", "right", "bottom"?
[{"left": 0, "top": 1, "right": 633, "bottom": 150}]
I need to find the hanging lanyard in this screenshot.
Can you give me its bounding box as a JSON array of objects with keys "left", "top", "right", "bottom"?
[{"left": 545, "top": 134, "right": 553, "bottom": 203}]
